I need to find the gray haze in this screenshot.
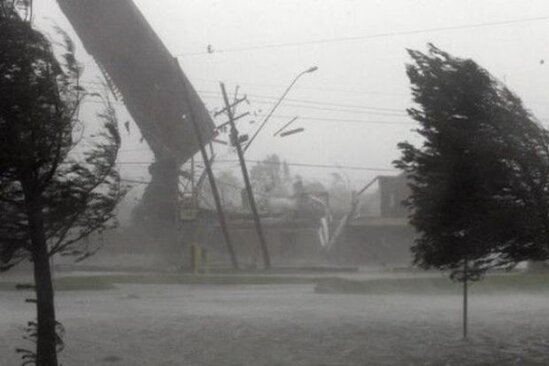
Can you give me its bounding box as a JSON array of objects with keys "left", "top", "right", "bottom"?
[
  {"left": 4, "top": 2, "right": 549, "bottom": 365},
  {"left": 32, "top": 0, "right": 549, "bottom": 195}
]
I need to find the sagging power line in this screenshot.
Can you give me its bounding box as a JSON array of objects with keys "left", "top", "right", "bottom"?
[
  {"left": 117, "top": 160, "right": 398, "bottom": 173},
  {"left": 178, "top": 15, "right": 549, "bottom": 56}
]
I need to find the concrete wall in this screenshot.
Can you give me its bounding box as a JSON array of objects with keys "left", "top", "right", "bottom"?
[
  {"left": 337, "top": 225, "right": 415, "bottom": 267},
  {"left": 378, "top": 175, "right": 410, "bottom": 218}
]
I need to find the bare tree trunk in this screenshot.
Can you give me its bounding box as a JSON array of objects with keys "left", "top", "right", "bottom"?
[{"left": 28, "top": 206, "right": 59, "bottom": 366}]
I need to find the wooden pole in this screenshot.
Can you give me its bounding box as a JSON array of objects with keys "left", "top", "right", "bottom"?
[
  {"left": 220, "top": 82, "right": 271, "bottom": 269},
  {"left": 188, "top": 114, "right": 239, "bottom": 270}
]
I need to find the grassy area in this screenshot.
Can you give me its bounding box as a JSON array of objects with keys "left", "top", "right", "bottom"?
[
  {"left": 2, "top": 271, "right": 549, "bottom": 294},
  {"left": 206, "top": 266, "right": 359, "bottom": 275},
  {"left": 83, "top": 273, "right": 320, "bottom": 286},
  {"left": 0, "top": 273, "right": 325, "bottom": 292},
  {"left": 0, "top": 276, "right": 117, "bottom": 292},
  {"left": 315, "top": 273, "right": 549, "bottom": 295},
  {"left": 54, "top": 276, "right": 118, "bottom": 291}
]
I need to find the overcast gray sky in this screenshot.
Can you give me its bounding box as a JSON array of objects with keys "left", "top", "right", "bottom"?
[{"left": 34, "top": 0, "right": 549, "bottom": 190}]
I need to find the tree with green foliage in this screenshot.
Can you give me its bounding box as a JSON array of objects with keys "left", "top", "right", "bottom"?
[
  {"left": 250, "top": 154, "right": 292, "bottom": 210},
  {"left": 0, "top": 9, "right": 123, "bottom": 365},
  {"left": 202, "top": 170, "right": 242, "bottom": 209},
  {"left": 394, "top": 44, "right": 549, "bottom": 336}
]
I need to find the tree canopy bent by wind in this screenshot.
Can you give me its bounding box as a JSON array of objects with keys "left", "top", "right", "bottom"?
[
  {"left": 394, "top": 44, "right": 549, "bottom": 278},
  {"left": 0, "top": 19, "right": 122, "bottom": 270},
  {"left": 0, "top": 10, "right": 124, "bottom": 366}
]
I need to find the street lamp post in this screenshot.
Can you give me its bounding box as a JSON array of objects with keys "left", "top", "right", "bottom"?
[
  {"left": 243, "top": 66, "right": 318, "bottom": 152},
  {"left": 220, "top": 67, "right": 317, "bottom": 269}
]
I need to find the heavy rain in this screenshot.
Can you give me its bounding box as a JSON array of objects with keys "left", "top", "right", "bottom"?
[{"left": 2, "top": 1, "right": 549, "bottom": 365}]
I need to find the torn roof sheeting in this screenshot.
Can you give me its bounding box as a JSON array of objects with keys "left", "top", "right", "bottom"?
[{"left": 57, "top": 0, "right": 215, "bottom": 162}]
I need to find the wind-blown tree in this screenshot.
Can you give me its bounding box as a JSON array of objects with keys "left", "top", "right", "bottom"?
[
  {"left": 0, "top": 11, "right": 123, "bottom": 366},
  {"left": 394, "top": 44, "right": 549, "bottom": 336},
  {"left": 250, "top": 154, "right": 292, "bottom": 211},
  {"left": 202, "top": 170, "right": 242, "bottom": 209}
]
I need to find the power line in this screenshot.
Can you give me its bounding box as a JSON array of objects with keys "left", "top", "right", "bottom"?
[
  {"left": 263, "top": 102, "right": 408, "bottom": 117},
  {"left": 116, "top": 159, "right": 397, "bottom": 172},
  {"left": 75, "top": 85, "right": 549, "bottom": 124},
  {"left": 212, "top": 99, "right": 410, "bottom": 118},
  {"left": 197, "top": 90, "right": 408, "bottom": 113},
  {"left": 78, "top": 82, "right": 410, "bottom": 119},
  {"left": 178, "top": 15, "right": 549, "bottom": 56},
  {"left": 209, "top": 98, "right": 408, "bottom": 117},
  {"left": 259, "top": 114, "right": 414, "bottom": 125},
  {"left": 79, "top": 81, "right": 407, "bottom": 113},
  {"left": 192, "top": 78, "right": 409, "bottom": 97},
  {"left": 223, "top": 112, "right": 414, "bottom": 125},
  {"left": 214, "top": 159, "right": 398, "bottom": 172},
  {"left": 80, "top": 83, "right": 410, "bottom": 117}
]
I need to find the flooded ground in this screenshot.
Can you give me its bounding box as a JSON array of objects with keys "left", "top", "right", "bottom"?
[{"left": 2, "top": 274, "right": 549, "bottom": 365}]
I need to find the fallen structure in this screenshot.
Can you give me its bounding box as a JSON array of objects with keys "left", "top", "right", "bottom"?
[
  {"left": 57, "top": 0, "right": 215, "bottom": 225},
  {"left": 337, "top": 174, "right": 415, "bottom": 267}
]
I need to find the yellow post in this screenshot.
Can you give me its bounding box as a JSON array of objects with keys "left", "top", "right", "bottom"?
[
  {"left": 189, "top": 243, "right": 195, "bottom": 272},
  {"left": 202, "top": 248, "right": 210, "bottom": 274},
  {"left": 194, "top": 243, "right": 201, "bottom": 274},
  {"left": 190, "top": 242, "right": 202, "bottom": 274}
]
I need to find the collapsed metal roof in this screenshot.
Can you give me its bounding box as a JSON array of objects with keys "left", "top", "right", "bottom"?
[{"left": 57, "top": 0, "right": 215, "bottom": 162}]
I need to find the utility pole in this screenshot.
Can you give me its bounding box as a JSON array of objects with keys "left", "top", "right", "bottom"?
[
  {"left": 220, "top": 82, "right": 271, "bottom": 269},
  {"left": 463, "top": 258, "right": 468, "bottom": 339},
  {"left": 175, "top": 60, "right": 239, "bottom": 270},
  {"left": 186, "top": 112, "right": 239, "bottom": 270}
]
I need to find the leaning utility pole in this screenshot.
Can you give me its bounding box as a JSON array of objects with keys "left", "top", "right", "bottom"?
[
  {"left": 176, "top": 60, "right": 239, "bottom": 270},
  {"left": 220, "top": 82, "right": 271, "bottom": 269},
  {"left": 188, "top": 114, "right": 239, "bottom": 270}
]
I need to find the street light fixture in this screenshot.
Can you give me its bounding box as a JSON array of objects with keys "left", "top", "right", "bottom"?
[
  {"left": 215, "top": 67, "right": 317, "bottom": 269},
  {"left": 279, "top": 127, "right": 305, "bottom": 138},
  {"left": 243, "top": 66, "right": 318, "bottom": 152},
  {"left": 273, "top": 116, "right": 298, "bottom": 137}
]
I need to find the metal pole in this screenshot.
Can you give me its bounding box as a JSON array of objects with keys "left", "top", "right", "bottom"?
[
  {"left": 244, "top": 66, "right": 317, "bottom": 153},
  {"left": 221, "top": 82, "right": 271, "bottom": 269},
  {"left": 463, "top": 258, "right": 468, "bottom": 339}
]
